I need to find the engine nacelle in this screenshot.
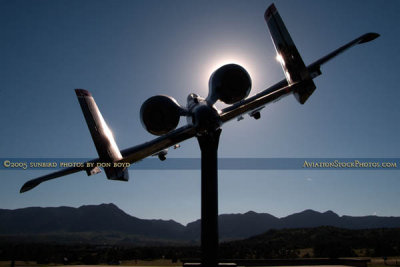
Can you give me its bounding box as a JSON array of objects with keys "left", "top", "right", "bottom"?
[
  {"left": 140, "top": 95, "right": 183, "bottom": 136},
  {"left": 207, "top": 64, "right": 252, "bottom": 104}
]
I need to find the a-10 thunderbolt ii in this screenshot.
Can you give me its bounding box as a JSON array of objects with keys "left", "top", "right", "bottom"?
[{"left": 20, "top": 3, "right": 379, "bottom": 193}]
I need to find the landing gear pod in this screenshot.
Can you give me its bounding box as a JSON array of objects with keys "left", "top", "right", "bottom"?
[
  {"left": 207, "top": 64, "right": 252, "bottom": 104},
  {"left": 140, "top": 95, "right": 183, "bottom": 136}
]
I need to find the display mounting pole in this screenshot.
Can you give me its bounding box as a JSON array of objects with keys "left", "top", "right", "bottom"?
[{"left": 197, "top": 128, "right": 222, "bottom": 267}]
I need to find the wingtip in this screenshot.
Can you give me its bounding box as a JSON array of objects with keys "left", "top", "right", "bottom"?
[
  {"left": 358, "top": 32, "right": 380, "bottom": 44},
  {"left": 75, "top": 88, "right": 92, "bottom": 97},
  {"left": 20, "top": 187, "right": 27, "bottom": 193},
  {"left": 20, "top": 186, "right": 30, "bottom": 193},
  {"left": 20, "top": 181, "right": 39, "bottom": 193}
]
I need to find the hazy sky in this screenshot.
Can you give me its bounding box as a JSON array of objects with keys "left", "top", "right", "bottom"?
[{"left": 1, "top": 0, "right": 399, "bottom": 225}]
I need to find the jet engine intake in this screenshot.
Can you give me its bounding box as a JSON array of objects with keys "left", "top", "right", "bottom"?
[
  {"left": 140, "top": 95, "right": 183, "bottom": 136},
  {"left": 207, "top": 64, "right": 252, "bottom": 104}
]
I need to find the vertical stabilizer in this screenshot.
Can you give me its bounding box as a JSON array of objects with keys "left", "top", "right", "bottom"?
[
  {"left": 75, "top": 89, "right": 129, "bottom": 181},
  {"left": 265, "top": 4, "right": 316, "bottom": 104}
]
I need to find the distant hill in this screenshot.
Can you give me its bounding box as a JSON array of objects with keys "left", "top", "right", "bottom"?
[
  {"left": 220, "top": 226, "right": 400, "bottom": 258},
  {"left": 186, "top": 211, "right": 280, "bottom": 241},
  {"left": 0, "top": 203, "right": 186, "bottom": 244},
  {"left": 187, "top": 209, "right": 400, "bottom": 240},
  {"left": 0, "top": 204, "right": 399, "bottom": 244},
  {"left": 280, "top": 209, "right": 400, "bottom": 229}
]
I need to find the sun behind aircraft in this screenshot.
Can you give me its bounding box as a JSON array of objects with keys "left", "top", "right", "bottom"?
[{"left": 20, "top": 3, "right": 379, "bottom": 193}]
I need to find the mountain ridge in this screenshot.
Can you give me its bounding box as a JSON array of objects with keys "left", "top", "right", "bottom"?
[{"left": 1, "top": 203, "right": 399, "bottom": 244}]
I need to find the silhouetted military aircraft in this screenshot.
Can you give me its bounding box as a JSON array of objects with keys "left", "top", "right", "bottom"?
[{"left": 20, "top": 4, "right": 379, "bottom": 193}]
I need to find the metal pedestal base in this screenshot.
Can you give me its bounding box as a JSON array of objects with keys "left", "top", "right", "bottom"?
[{"left": 197, "top": 129, "right": 222, "bottom": 267}]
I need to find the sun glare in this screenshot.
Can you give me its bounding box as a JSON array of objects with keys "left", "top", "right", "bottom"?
[
  {"left": 275, "top": 53, "right": 285, "bottom": 65},
  {"left": 204, "top": 56, "right": 257, "bottom": 89}
]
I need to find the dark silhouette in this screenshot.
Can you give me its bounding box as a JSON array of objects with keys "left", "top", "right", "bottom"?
[{"left": 1, "top": 204, "right": 399, "bottom": 245}]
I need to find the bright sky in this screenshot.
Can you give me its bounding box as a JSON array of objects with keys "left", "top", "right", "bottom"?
[{"left": 1, "top": 0, "right": 399, "bottom": 225}]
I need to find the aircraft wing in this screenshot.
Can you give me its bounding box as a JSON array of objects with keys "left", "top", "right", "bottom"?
[
  {"left": 20, "top": 166, "right": 84, "bottom": 193},
  {"left": 221, "top": 36, "right": 378, "bottom": 123},
  {"left": 21, "top": 89, "right": 198, "bottom": 195},
  {"left": 119, "top": 125, "right": 196, "bottom": 163},
  {"left": 219, "top": 31, "right": 379, "bottom": 123},
  {"left": 307, "top": 32, "right": 379, "bottom": 77},
  {"left": 220, "top": 80, "right": 293, "bottom": 122},
  {"left": 20, "top": 125, "right": 196, "bottom": 193}
]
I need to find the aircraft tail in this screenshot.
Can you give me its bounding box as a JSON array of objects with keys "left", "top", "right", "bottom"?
[
  {"left": 265, "top": 4, "right": 316, "bottom": 104},
  {"left": 75, "top": 89, "right": 129, "bottom": 181}
]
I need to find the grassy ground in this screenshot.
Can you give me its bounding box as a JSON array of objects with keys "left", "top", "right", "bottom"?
[
  {"left": 0, "top": 257, "right": 399, "bottom": 267},
  {"left": 369, "top": 257, "right": 400, "bottom": 267},
  {"left": 0, "top": 259, "right": 181, "bottom": 267}
]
